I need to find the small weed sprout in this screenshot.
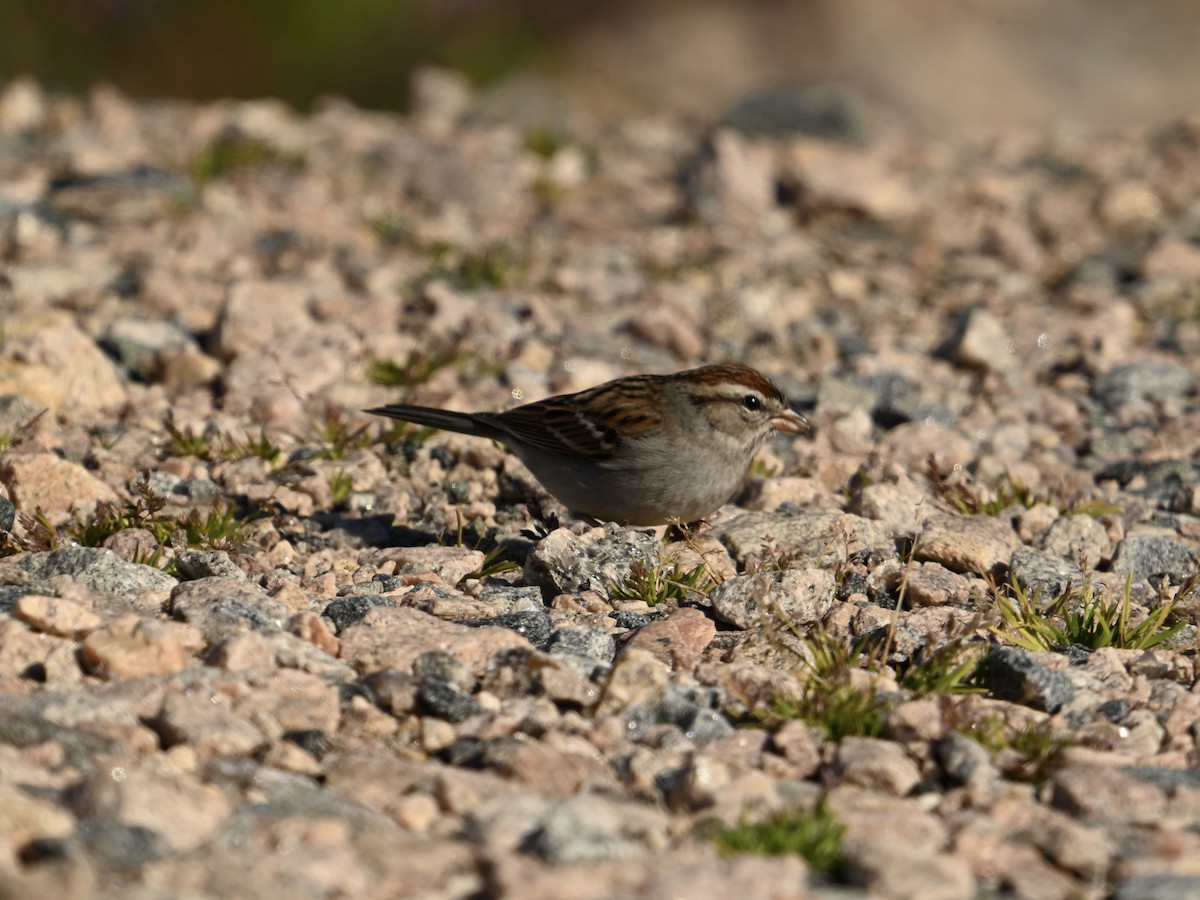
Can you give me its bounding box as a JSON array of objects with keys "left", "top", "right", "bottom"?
[
  {"left": 706, "top": 800, "right": 845, "bottom": 873},
  {"left": 991, "top": 573, "right": 1189, "bottom": 652},
  {"left": 609, "top": 559, "right": 717, "bottom": 607}
]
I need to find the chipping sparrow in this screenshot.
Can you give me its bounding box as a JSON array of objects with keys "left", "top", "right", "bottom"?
[{"left": 366, "top": 364, "right": 810, "bottom": 526}]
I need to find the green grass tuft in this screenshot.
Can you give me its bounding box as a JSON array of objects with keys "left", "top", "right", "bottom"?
[
  {"left": 707, "top": 801, "right": 845, "bottom": 872},
  {"left": 991, "top": 573, "right": 1189, "bottom": 652}
]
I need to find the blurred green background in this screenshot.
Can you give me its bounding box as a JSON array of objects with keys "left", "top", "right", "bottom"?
[
  {"left": 2, "top": 0, "right": 593, "bottom": 110},
  {"left": 3, "top": 0, "right": 1198, "bottom": 128}
]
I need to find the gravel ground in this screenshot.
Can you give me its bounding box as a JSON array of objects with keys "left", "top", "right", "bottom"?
[{"left": 2, "top": 72, "right": 1200, "bottom": 899}]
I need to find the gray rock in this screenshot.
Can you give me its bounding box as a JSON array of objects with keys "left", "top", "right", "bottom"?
[
  {"left": 174, "top": 550, "right": 246, "bottom": 581},
  {"left": 0, "top": 584, "right": 30, "bottom": 615},
  {"left": 934, "top": 732, "right": 999, "bottom": 786},
  {"left": 1009, "top": 546, "right": 1084, "bottom": 599},
  {"left": 1114, "top": 874, "right": 1200, "bottom": 900},
  {"left": 718, "top": 84, "right": 868, "bottom": 143},
  {"left": 476, "top": 583, "right": 546, "bottom": 613},
  {"left": 169, "top": 576, "right": 290, "bottom": 639},
  {"left": 950, "top": 307, "right": 1015, "bottom": 374},
  {"left": 45, "top": 165, "right": 191, "bottom": 224},
  {"left": 1038, "top": 515, "right": 1113, "bottom": 567},
  {"left": 76, "top": 817, "right": 169, "bottom": 869},
  {"left": 412, "top": 650, "right": 477, "bottom": 693},
  {"left": 1097, "top": 459, "right": 1198, "bottom": 497},
  {"left": 715, "top": 511, "right": 895, "bottom": 568},
  {"left": 462, "top": 609, "right": 554, "bottom": 650},
  {"left": 520, "top": 794, "right": 663, "bottom": 864},
  {"left": 524, "top": 524, "right": 659, "bottom": 598},
  {"left": 134, "top": 469, "right": 182, "bottom": 497},
  {"left": 709, "top": 567, "right": 836, "bottom": 630},
  {"left": 0, "top": 394, "right": 43, "bottom": 434},
  {"left": 0, "top": 713, "right": 121, "bottom": 768},
  {"left": 361, "top": 669, "right": 421, "bottom": 716},
  {"left": 323, "top": 594, "right": 397, "bottom": 633},
  {"left": 1111, "top": 534, "right": 1199, "bottom": 586},
  {"left": 677, "top": 707, "right": 734, "bottom": 745},
  {"left": 19, "top": 546, "right": 177, "bottom": 596},
  {"left": 0, "top": 492, "right": 14, "bottom": 533},
  {"left": 1121, "top": 766, "right": 1200, "bottom": 792},
  {"left": 546, "top": 625, "right": 617, "bottom": 665},
  {"left": 987, "top": 646, "right": 1075, "bottom": 713},
  {"left": 101, "top": 317, "right": 196, "bottom": 381},
  {"left": 1093, "top": 361, "right": 1197, "bottom": 411},
  {"left": 418, "top": 680, "right": 484, "bottom": 723}
]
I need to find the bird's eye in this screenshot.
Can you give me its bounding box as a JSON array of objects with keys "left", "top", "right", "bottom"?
[{"left": 741, "top": 394, "right": 762, "bottom": 411}]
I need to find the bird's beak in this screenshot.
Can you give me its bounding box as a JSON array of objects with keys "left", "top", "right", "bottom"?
[{"left": 771, "top": 408, "right": 812, "bottom": 434}]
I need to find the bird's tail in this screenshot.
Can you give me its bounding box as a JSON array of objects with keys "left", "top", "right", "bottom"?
[{"left": 363, "top": 404, "right": 504, "bottom": 440}]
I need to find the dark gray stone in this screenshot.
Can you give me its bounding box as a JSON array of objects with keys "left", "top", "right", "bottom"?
[
  {"left": 1038, "top": 514, "right": 1112, "bottom": 567},
  {"left": 1097, "top": 459, "right": 1198, "bottom": 493},
  {"left": 0, "top": 493, "right": 14, "bottom": 533},
  {"left": 519, "top": 794, "right": 654, "bottom": 864},
  {"left": 1009, "top": 546, "right": 1084, "bottom": 599},
  {"left": 462, "top": 609, "right": 554, "bottom": 650},
  {"left": 935, "top": 733, "right": 998, "bottom": 786},
  {"left": 360, "top": 669, "right": 421, "bottom": 716},
  {"left": 76, "top": 817, "right": 168, "bottom": 869},
  {"left": 987, "top": 646, "right": 1075, "bottom": 713},
  {"left": 677, "top": 707, "right": 734, "bottom": 745},
  {"left": 0, "top": 394, "right": 42, "bottom": 434},
  {"left": 1111, "top": 534, "right": 1199, "bottom": 586},
  {"left": 524, "top": 523, "right": 660, "bottom": 598},
  {"left": 1114, "top": 874, "right": 1200, "bottom": 900},
  {"left": 0, "top": 714, "right": 121, "bottom": 769},
  {"left": 413, "top": 650, "right": 477, "bottom": 693},
  {"left": 169, "top": 577, "right": 290, "bottom": 639},
  {"left": 19, "top": 546, "right": 177, "bottom": 596},
  {"left": 718, "top": 84, "right": 868, "bottom": 143},
  {"left": 101, "top": 317, "right": 196, "bottom": 381},
  {"left": 546, "top": 626, "right": 617, "bottom": 665},
  {"left": 1122, "top": 766, "right": 1200, "bottom": 792},
  {"left": 323, "top": 594, "right": 396, "bottom": 633},
  {"left": 418, "top": 680, "right": 484, "bottom": 723},
  {"left": 0, "top": 585, "right": 29, "bottom": 615},
  {"left": 174, "top": 550, "right": 246, "bottom": 581},
  {"left": 1093, "top": 361, "right": 1197, "bottom": 411}
]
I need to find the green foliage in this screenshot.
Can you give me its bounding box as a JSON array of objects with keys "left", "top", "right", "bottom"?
[
  {"left": 759, "top": 630, "right": 887, "bottom": 740},
  {"left": 191, "top": 134, "right": 305, "bottom": 184},
  {"left": 163, "top": 416, "right": 284, "bottom": 467},
  {"left": 747, "top": 458, "right": 780, "bottom": 478},
  {"left": 960, "top": 715, "right": 1072, "bottom": 784},
  {"left": 935, "top": 470, "right": 1047, "bottom": 517},
  {"left": 457, "top": 545, "right": 522, "bottom": 587},
  {"left": 164, "top": 414, "right": 212, "bottom": 458},
  {"left": 896, "top": 636, "right": 987, "bottom": 696},
  {"left": 419, "top": 242, "right": 526, "bottom": 290},
  {"left": 927, "top": 458, "right": 1121, "bottom": 519},
  {"left": 370, "top": 348, "right": 465, "bottom": 389},
  {"left": 365, "top": 211, "right": 409, "bottom": 246},
  {"left": 991, "top": 574, "right": 1189, "bottom": 652},
  {"left": 707, "top": 801, "right": 845, "bottom": 872},
  {"left": 1065, "top": 498, "right": 1124, "bottom": 517},
  {"left": 523, "top": 126, "right": 568, "bottom": 160},
  {"left": 766, "top": 680, "right": 887, "bottom": 742},
  {"left": 309, "top": 406, "right": 373, "bottom": 461},
  {"left": 329, "top": 469, "right": 355, "bottom": 506},
  {"left": 609, "top": 559, "right": 717, "bottom": 607},
  {"left": 38, "top": 488, "right": 255, "bottom": 572}
]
